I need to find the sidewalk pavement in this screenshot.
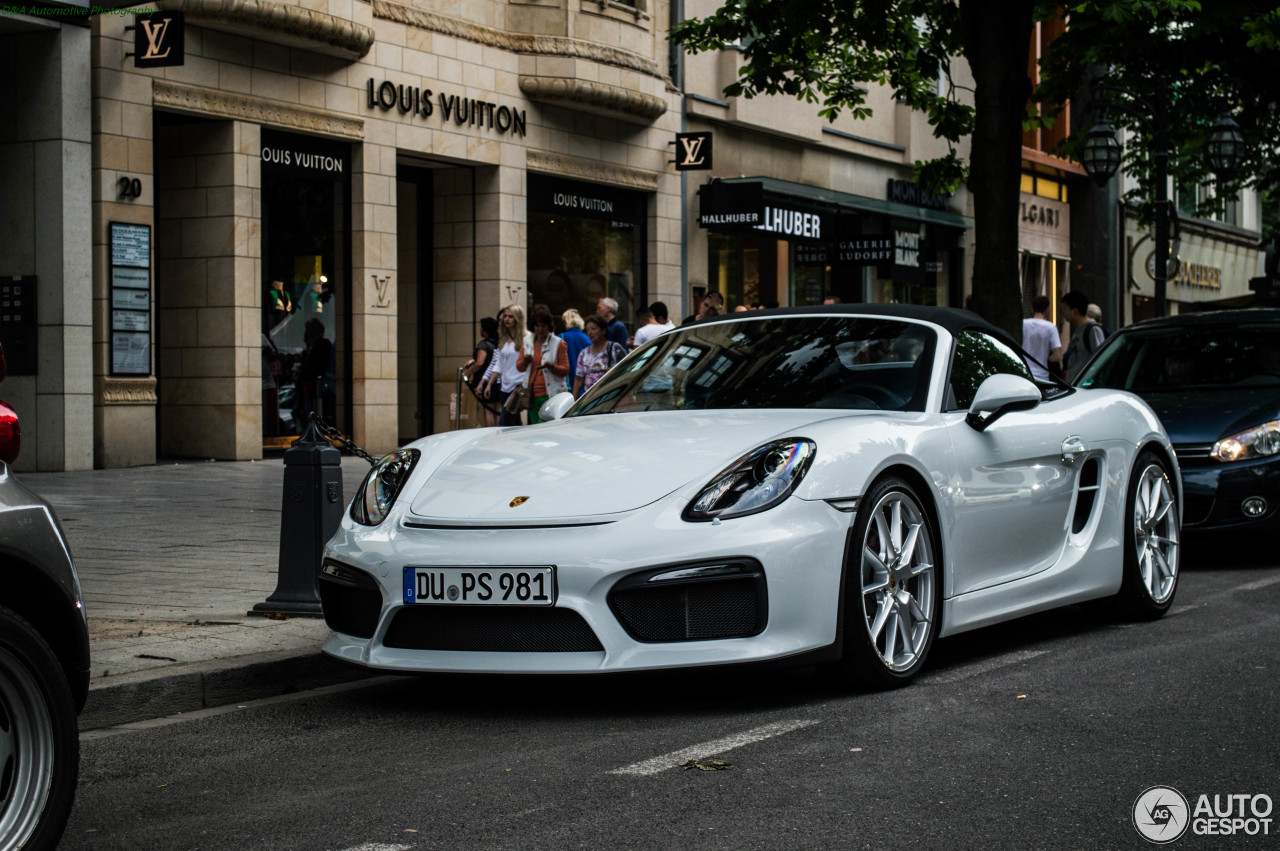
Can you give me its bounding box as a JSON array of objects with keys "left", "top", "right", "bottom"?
[{"left": 21, "top": 456, "right": 382, "bottom": 731}]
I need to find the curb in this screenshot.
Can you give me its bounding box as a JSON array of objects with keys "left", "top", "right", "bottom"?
[{"left": 80, "top": 648, "right": 376, "bottom": 731}]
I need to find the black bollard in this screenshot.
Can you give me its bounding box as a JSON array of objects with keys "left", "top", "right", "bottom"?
[{"left": 250, "top": 417, "right": 345, "bottom": 617}]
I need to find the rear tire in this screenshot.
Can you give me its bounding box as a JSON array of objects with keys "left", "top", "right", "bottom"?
[
  {"left": 0, "top": 605, "right": 79, "bottom": 851},
  {"left": 1115, "top": 451, "right": 1180, "bottom": 620},
  {"left": 837, "top": 477, "right": 939, "bottom": 688}
]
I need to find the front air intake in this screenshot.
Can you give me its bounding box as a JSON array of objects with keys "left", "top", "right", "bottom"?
[{"left": 608, "top": 560, "right": 767, "bottom": 642}]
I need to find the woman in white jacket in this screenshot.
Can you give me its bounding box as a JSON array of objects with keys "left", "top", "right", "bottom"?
[
  {"left": 479, "top": 304, "right": 533, "bottom": 426},
  {"left": 517, "top": 306, "right": 570, "bottom": 423}
]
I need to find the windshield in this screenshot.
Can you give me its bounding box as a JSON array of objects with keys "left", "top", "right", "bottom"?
[
  {"left": 570, "top": 315, "right": 937, "bottom": 415},
  {"left": 1078, "top": 323, "right": 1280, "bottom": 392}
]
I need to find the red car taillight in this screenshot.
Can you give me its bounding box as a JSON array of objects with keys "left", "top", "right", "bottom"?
[{"left": 0, "top": 399, "right": 18, "bottom": 465}]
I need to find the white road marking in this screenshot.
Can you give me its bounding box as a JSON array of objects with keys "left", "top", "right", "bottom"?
[
  {"left": 927, "top": 648, "right": 1051, "bottom": 684},
  {"left": 1234, "top": 575, "right": 1280, "bottom": 592},
  {"left": 335, "top": 845, "right": 413, "bottom": 851},
  {"left": 609, "top": 719, "right": 820, "bottom": 777}
]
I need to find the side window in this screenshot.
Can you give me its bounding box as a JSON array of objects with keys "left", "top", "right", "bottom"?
[{"left": 948, "top": 330, "right": 1035, "bottom": 410}]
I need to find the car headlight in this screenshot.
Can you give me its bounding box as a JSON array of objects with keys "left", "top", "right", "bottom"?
[
  {"left": 350, "top": 449, "right": 420, "bottom": 525},
  {"left": 1212, "top": 421, "right": 1280, "bottom": 463},
  {"left": 683, "top": 439, "right": 816, "bottom": 522}
]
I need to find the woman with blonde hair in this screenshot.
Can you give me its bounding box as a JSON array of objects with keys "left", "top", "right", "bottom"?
[
  {"left": 479, "top": 303, "right": 533, "bottom": 426},
  {"left": 560, "top": 308, "right": 591, "bottom": 395}
]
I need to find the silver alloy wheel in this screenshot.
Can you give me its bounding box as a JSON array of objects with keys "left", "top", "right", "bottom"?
[
  {"left": 1133, "top": 463, "right": 1179, "bottom": 604},
  {"left": 0, "top": 646, "right": 55, "bottom": 849},
  {"left": 860, "top": 491, "right": 936, "bottom": 672}
]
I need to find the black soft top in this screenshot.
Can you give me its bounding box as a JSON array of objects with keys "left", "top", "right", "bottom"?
[{"left": 690, "top": 302, "right": 1012, "bottom": 343}]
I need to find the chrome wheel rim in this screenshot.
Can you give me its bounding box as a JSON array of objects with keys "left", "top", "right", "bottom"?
[
  {"left": 1134, "top": 464, "right": 1179, "bottom": 604},
  {"left": 860, "top": 491, "right": 935, "bottom": 672},
  {"left": 0, "top": 647, "right": 55, "bottom": 849}
]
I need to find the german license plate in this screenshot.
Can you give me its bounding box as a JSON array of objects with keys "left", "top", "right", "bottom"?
[{"left": 403, "top": 566, "right": 555, "bottom": 606}]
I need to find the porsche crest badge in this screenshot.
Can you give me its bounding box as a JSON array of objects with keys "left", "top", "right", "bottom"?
[{"left": 509, "top": 496, "right": 530, "bottom": 508}]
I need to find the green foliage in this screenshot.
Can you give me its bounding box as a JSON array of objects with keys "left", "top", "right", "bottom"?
[
  {"left": 670, "top": 0, "right": 973, "bottom": 195},
  {"left": 1037, "top": 1, "right": 1280, "bottom": 218}
]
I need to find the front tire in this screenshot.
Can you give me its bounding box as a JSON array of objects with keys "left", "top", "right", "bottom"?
[
  {"left": 838, "top": 477, "right": 939, "bottom": 688},
  {"left": 0, "top": 605, "right": 80, "bottom": 851},
  {"left": 1116, "top": 451, "right": 1180, "bottom": 620}
]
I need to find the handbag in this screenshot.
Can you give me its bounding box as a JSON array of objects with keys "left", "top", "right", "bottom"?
[{"left": 504, "top": 382, "right": 530, "bottom": 413}]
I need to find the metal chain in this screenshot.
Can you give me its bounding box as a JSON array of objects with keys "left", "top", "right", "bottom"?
[{"left": 309, "top": 413, "right": 378, "bottom": 466}]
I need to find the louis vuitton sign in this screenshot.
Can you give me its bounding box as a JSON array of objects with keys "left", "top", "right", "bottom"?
[
  {"left": 367, "top": 78, "right": 527, "bottom": 137},
  {"left": 132, "top": 11, "right": 184, "bottom": 68}
]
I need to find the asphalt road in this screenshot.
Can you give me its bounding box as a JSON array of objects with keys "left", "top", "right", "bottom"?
[{"left": 60, "top": 545, "right": 1279, "bottom": 850}]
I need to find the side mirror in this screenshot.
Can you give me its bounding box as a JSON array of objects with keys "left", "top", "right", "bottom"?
[
  {"left": 966, "top": 373, "right": 1041, "bottom": 432},
  {"left": 539, "top": 391, "right": 576, "bottom": 422}
]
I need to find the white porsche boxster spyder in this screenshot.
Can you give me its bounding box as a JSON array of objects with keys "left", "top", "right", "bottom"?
[{"left": 320, "top": 305, "right": 1181, "bottom": 687}]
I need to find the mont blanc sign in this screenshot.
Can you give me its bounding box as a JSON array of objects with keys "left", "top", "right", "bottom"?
[{"left": 366, "top": 78, "right": 527, "bottom": 137}]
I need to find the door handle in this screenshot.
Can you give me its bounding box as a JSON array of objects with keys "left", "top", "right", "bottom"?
[{"left": 1062, "top": 436, "right": 1086, "bottom": 462}]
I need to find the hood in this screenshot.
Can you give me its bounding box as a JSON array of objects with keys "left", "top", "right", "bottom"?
[
  {"left": 407, "top": 410, "right": 843, "bottom": 523},
  {"left": 1140, "top": 388, "right": 1280, "bottom": 445}
]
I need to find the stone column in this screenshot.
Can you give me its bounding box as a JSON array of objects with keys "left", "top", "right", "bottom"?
[
  {"left": 154, "top": 119, "right": 261, "bottom": 459},
  {"left": 0, "top": 24, "right": 94, "bottom": 472},
  {"left": 348, "top": 139, "right": 399, "bottom": 454}
]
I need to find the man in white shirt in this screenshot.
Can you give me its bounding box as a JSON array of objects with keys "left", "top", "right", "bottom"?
[
  {"left": 633, "top": 301, "right": 675, "bottom": 348},
  {"left": 1021, "top": 295, "right": 1063, "bottom": 381}
]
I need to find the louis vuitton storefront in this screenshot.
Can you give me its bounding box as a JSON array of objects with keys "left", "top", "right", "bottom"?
[
  {"left": 695, "top": 177, "right": 970, "bottom": 311},
  {"left": 51, "top": 0, "right": 682, "bottom": 470}
]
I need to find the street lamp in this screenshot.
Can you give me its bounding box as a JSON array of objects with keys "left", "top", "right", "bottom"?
[
  {"left": 1206, "top": 115, "right": 1245, "bottom": 179},
  {"left": 1081, "top": 107, "right": 1244, "bottom": 317},
  {"left": 1081, "top": 123, "right": 1122, "bottom": 185}
]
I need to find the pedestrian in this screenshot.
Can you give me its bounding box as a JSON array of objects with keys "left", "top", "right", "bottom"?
[
  {"left": 479, "top": 304, "right": 533, "bottom": 426},
  {"left": 294, "top": 318, "right": 333, "bottom": 426},
  {"left": 463, "top": 315, "right": 501, "bottom": 427},
  {"left": 634, "top": 301, "right": 674, "bottom": 348},
  {"left": 1021, "top": 295, "right": 1063, "bottom": 381},
  {"left": 517, "top": 307, "right": 570, "bottom": 423},
  {"left": 261, "top": 333, "right": 283, "bottom": 437},
  {"left": 630, "top": 306, "right": 652, "bottom": 347},
  {"left": 1061, "top": 291, "right": 1106, "bottom": 382},
  {"left": 561, "top": 309, "right": 591, "bottom": 395},
  {"left": 573, "top": 313, "right": 628, "bottom": 397},
  {"left": 597, "top": 297, "right": 629, "bottom": 347},
  {"left": 1087, "top": 303, "right": 1112, "bottom": 338},
  {"left": 683, "top": 291, "right": 723, "bottom": 325}
]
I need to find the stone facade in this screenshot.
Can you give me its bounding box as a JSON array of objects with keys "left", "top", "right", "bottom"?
[
  {"left": 59, "top": 0, "right": 681, "bottom": 468},
  {"left": 0, "top": 22, "right": 95, "bottom": 472}
]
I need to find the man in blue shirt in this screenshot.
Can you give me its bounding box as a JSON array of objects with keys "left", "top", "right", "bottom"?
[{"left": 597, "top": 297, "right": 629, "bottom": 348}]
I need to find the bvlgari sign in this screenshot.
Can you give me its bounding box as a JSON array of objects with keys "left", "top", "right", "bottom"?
[{"left": 367, "top": 78, "right": 527, "bottom": 137}]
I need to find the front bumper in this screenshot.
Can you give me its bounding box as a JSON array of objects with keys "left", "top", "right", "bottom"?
[
  {"left": 320, "top": 495, "right": 851, "bottom": 674},
  {"left": 1177, "top": 452, "right": 1280, "bottom": 532}
]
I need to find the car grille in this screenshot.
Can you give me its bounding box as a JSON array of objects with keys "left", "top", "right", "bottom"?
[
  {"left": 383, "top": 606, "right": 604, "bottom": 652},
  {"left": 319, "top": 562, "right": 383, "bottom": 639},
  {"left": 1173, "top": 443, "right": 1214, "bottom": 467},
  {"left": 609, "top": 562, "right": 767, "bottom": 642}
]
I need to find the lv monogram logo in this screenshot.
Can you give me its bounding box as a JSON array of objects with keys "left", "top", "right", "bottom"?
[
  {"left": 140, "top": 19, "right": 172, "bottom": 60},
  {"left": 372, "top": 274, "right": 392, "bottom": 308},
  {"left": 671, "top": 132, "right": 713, "bottom": 171},
  {"left": 679, "top": 136, "right": 706, "bottom": 167}
]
